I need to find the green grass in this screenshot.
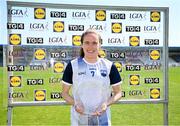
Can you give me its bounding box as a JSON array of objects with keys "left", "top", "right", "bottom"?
[{"left": 0, "top": 67, "right": 180, "bottom": 125}]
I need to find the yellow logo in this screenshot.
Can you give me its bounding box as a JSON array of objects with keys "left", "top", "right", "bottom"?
[
  {"left": 34, "top": 90, "right": 46, "bottom": 101},
  {"left": 150, "top": 88, "right": 160, "bottom": 99},
  {"left": 150, "top": 50, "right": 160, "bottom": 60},
  {"left": 130, "top": 75, "right": 140, "bottom": 85},
  {"left": 129, "top": 36, "right": 140, "bottom": 46},
  {"left": 34, "top": 49, "right": 46, "bottom": 60},
  {"left": 96, "top": 10, "right": 106, "bottom": 21},
  {"left": 9, "top": 34, "right": 21, "bottom": 45},
  {"left": 112, "top": 23, "right": 122, "bottom": 33},
  {"left": 72, "top": 35, "right": 81, "bottom": 46},
  {"left": 53, "top": 21, "right": 64, "bottom": 32},
  {"left": 34, "top": 8, "right": 46, "bottom": 19},
  {"left": 114, "top": 62, "right": 122, "bottom": 72},
  {"left": 54, "top": 62, "right": 64, "bottom": 73},
  {"left": 10, "top": 76, "right": 21, "bottom": 87},
  {"left": 99, "top": 49, "right": 106, "bottom": 58},
  {"left": 151, "top": 11, "right": 160, "bottom": 22}
]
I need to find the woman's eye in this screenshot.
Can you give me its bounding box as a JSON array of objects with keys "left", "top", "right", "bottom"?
[
  {"left": 92, "top": 42, "right": 98, "bottom": 45},
  {"left": 84, "top": 41, "right": 89, "bottom": 45}
]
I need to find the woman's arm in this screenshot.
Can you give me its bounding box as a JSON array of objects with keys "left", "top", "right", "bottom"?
[
  {"left": 61, "top": 83, "right": 84, "bottom": 114},
  {"left": 61, "top": 83, "right": 74, "bottom": 105},
  {"left": 107, "top": 84, "right": 122, "bottom": 106}
]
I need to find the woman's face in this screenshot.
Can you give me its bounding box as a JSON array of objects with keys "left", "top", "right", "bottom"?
[{"left": 82, "top": 33, "right": 101, "bottom": 61}]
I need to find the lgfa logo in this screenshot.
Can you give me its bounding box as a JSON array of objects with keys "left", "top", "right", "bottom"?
[
  {"left": 34, "top": 49, "right": 46, "bottom": 60},
  {"left": 150, "top": 11, "right": 160, "bottom": 22},
  {"left": 96, "top": 10, "right": 106, "bottom": 21},
  {"left": 129, "top": 36, "right": 140, "bottom": 46},
  {"left": 9, "top": 34, "right": 21, "bottom": 45},
  {"left": 10, "top": 76, "right": 21, "bottom": 87},
  {"left": 53, "top": 21, "right": 64, "bottom": 32},
  {"left": 114, "top": 62, "right": 122, "bottom": 72},
  {"left": 129, "top": 75, "right": 140, "bottom": 86},
  {"left": 54, "top": 62, "right": 64, "bottom": 73},
  {"left": 150, "top": 49, "right": 160, "bottom": 60},
  {"left": 112, "top": 23, "right": 122, "bottom": 33},
  {"left": 34, "top": 90, "right": 46, "bottom": 101},
  {"left": 8, "top": 8, "right": 28, "bottom": 17},
  {"left": 72, "top": 35, "right": 81, "bottom": 46},
  {"left": 34, "top": 8, "right": 46, "bottom": 19}
]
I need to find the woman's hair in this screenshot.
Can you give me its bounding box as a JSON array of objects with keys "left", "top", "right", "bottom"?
[{"left": 79, "top": 29, "right": 102, "bottom": 57}]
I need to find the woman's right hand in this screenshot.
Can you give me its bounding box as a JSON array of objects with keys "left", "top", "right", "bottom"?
[{"left": 74, "top": 103, "right": 84, "bottom": 114}]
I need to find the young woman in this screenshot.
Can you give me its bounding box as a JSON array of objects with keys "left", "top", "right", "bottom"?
[{"left": 61, "top": 29, "right": 122, "bottom": 126}]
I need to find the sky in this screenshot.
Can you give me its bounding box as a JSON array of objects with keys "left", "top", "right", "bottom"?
[{"left": 0, "top": 0, "right": 179, "bottom": 47}]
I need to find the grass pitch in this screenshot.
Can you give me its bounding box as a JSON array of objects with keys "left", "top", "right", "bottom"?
[{"left": 0, "top": 67, "right": 180, "bottom": 125}]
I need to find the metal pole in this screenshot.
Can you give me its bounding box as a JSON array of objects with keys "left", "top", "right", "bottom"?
[
  {"left": 6, "top": 2, "right": 14, "bottom": 126},
  {"left": 164, "top": 103, "right": 168, "bottom": 126},
  {"left": 7, "top": 106, "right": 13, "bottom": 126},
  {"left": 163, "top": 7, "right": 169, "bottom": 126},
  {"left": 7, "top": 45, "right": 14, "bottom": 126},
  {"left": 3, "top": 46, "right": 12, "bottom": 126}
]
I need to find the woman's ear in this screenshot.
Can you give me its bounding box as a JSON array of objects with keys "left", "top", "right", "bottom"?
[
  {"left": 99, "top": 41, "right": 102, "bottom": 48},
  {"left": 100, "top": 38, "right": 103, "bottom": 45}
]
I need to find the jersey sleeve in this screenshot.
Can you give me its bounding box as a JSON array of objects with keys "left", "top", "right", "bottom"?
[
  {"left": 109, "top": 64, "right": 122, "bottom": 85},
  {"left": 62, "top": 62, "right": 73, "bottom": 85}
]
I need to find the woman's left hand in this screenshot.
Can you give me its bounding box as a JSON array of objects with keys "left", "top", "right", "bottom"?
[{"left": 95, "top": 102, "right": 107, "bottom": 116}]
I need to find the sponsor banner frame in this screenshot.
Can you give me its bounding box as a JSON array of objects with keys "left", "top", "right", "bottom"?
[{"left": 5, "top": 1, "right": 169, "bottom": 125}]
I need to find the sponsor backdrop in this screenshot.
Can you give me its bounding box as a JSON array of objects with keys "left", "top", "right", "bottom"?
[{"left": 6, "top": 4, "right": 165, "bottom": 102}]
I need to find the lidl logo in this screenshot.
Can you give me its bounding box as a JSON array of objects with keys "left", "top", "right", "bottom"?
[
  {"left": 72, "top": 35, "right": 81, "bottom": 46},
  {"left": 53, "top": 21, "right": 64, "bottom": 32},
  {"left": 114, "top": 62, "right": 122, "bottom": 72},
  {"left": 129, "top": 75, "right": 140, "bottom": 86},
  {"left": 34, "top": 49, "right": 46, "bottom": 60},
  {"left": 9, "top": 34, "right": 21, "bottom": 45},
  {"left": 129, "top": 36, "right": 140, "bottom": 46},
  {"left": 150, "top": 50, "right": 160, "bottom": 60},
  {"left": 54, "top": 62, "right": 64, "bottom": 73},
  {"left": 34, "top": 8, "right": 46, "bottom": 19},
  {"left": 112, "top": 23, "right": 122, "bottom": 33},
  {"left": 99, "top": 49, "right": 106, "bottom": 58},
  {"left": 96, "top": 10, "right": 106, "bottom": 21},
  {"left": 150, "top": 11, "right": 160, "bottom": 22},
  {"left": 150, "top": 88, "right": 160, "bottom": 99},
  {"left": 10, "top": 76, "right": 21, "bottom": 87},
  {"left": 34, "top": 90, "right": 46, "bottom": 101}
]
